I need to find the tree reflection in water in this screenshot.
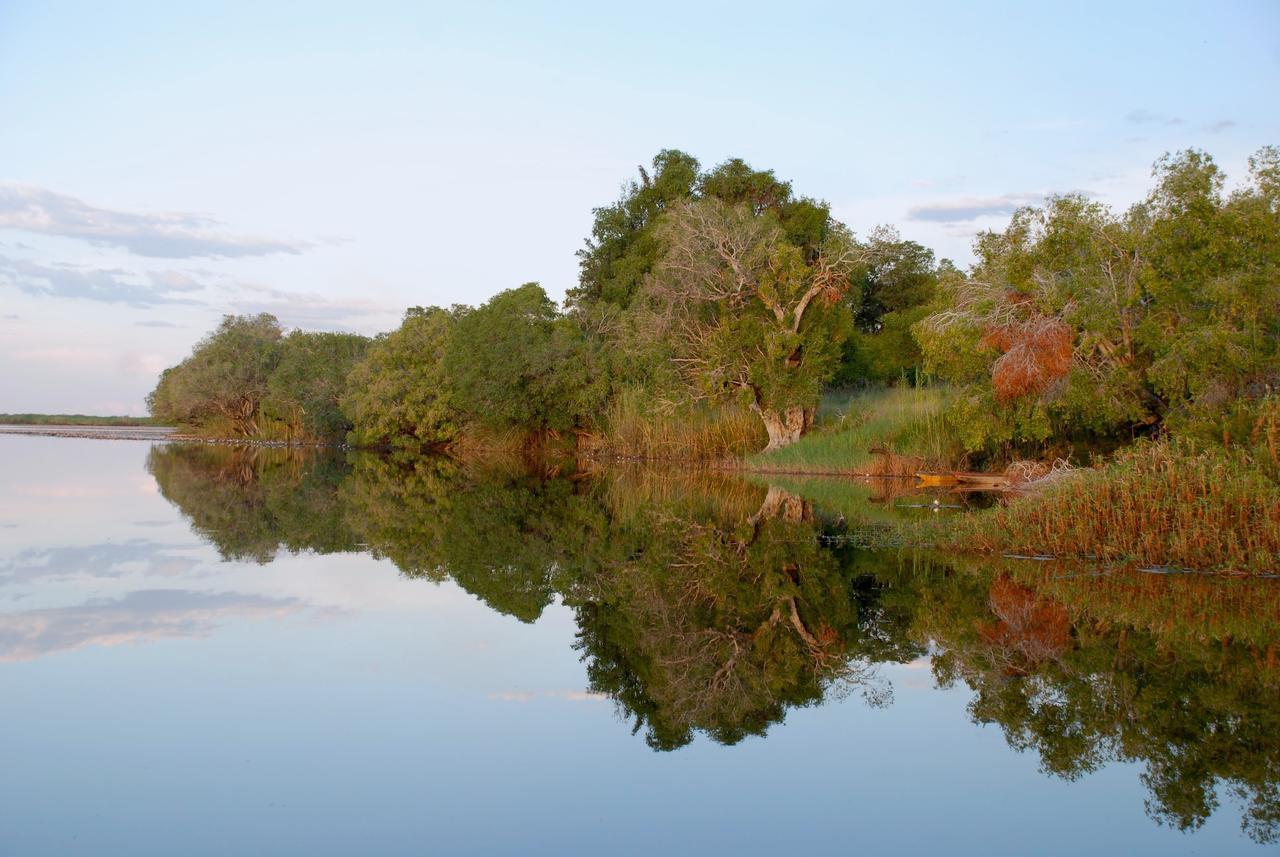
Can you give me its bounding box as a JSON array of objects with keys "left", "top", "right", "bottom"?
[{"left": 147, "top": 444, "right": 1280, "bottom": 843}]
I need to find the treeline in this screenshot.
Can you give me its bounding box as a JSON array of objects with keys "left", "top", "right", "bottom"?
[
  {"left": 147, "top": 151, "right": 943, "bottom": 450},
  {"left": 0, "top": 413, "right": 163, "bottom": 426},
  {"left": 148, "top": 146, "right": 1278, "bottom": 460}
]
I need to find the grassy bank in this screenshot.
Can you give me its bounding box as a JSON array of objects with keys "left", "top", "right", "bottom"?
[
  {"left": 745, "top": 386, "right": 964, "bottom": 475},
  {"left": 0, "top": 413, "right": 164, "bottom": 427},
  {"left": 935, "top": 441, "right": 1280, "bottom": 575}
]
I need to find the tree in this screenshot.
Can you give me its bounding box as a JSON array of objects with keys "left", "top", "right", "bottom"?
[
  {"left": 914, "top": 194, "right": 1152, "bottom": 451},
  {"left": 1135, "top": 147, "right": 1280, "bottom": 438},
  {"left": 343, "top": 306, "right": 459, "bottom": 449},
  {"left": 444, "top": 283, "right": 605, "bottom": 433},
  {"left": 640, "top": 198, "right": 861, "bottom": 449},
  {"left": 834, "top": 227, "right": 941, "bottom": 385},
  {"left": 570, "top": 149, "right": 701, "bottom": 312},
  {"left": 264, "top": 330, "right": 370, "bottom": 442},
  {"left": 912, "top": 147, "right": 1280, "bottom": 454}
]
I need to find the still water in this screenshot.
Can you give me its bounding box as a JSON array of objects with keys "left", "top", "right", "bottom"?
[{"left": 1, "top": 434, "right": 1276, "bottom": 855}]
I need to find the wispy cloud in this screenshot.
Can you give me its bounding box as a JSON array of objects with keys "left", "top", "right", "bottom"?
[
  {"left": 907, "top": 192, "right": 1043, "bottom": 224},
  {"left": 0, "top": 185, "right": 311, "bottom": 259},
  {"left": 0, "top": 541, "right": 200, "bottom": 588},
  {"left": 0, "top": 255, "right": 206, "bottom": 307},
  {"left": 1, "top": 255, "right": 394, "bottom": 329},
  {"left": 1203, "top": 119, "right": 1236, "bottom": 134}
]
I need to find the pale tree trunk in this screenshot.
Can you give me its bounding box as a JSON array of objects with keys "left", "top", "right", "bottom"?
[{"left": 756, "top": 405, "right": 807, "bottom": 451}]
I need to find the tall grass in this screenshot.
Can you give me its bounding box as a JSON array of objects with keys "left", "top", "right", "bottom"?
[
  {"left": 942, "top": 440, "right": 1280, "bottom": 575},
  {"left": 599, "top": 387, "right": 767, "bottom": 461},
  {"left": 747, "top": 385, "right": 965, "bottom": 475}
]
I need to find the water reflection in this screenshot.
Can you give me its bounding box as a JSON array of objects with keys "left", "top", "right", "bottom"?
[
  {"left": 0, "top": 588, "right": 302, "bottom": 662},
  {"left": 141, "top": 443, "right": 1280, "bottom": 843}
]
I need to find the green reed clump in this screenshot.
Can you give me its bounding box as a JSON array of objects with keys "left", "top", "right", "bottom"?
[
  {"left": 600, "top": 388, "right": 767, "bottom": 461},
  {"left": 943, "top": 440, "right": 1280, "bottom": 575}
]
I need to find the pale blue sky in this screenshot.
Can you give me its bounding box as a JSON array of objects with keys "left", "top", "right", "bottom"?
[{"left": 1, "top": 0, "right": 1276, "bottom": 413}]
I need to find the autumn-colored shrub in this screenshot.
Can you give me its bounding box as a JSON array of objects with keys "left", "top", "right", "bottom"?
[{"left": 983, "top": 316, "right": 1074, "bottom": 402}]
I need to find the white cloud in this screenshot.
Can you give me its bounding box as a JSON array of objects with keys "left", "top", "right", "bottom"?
[{"left": 0, "top": 254, "right": 397, "bottom": 331}]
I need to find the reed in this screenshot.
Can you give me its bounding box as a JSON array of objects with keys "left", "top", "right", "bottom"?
[
  {"left": 599, "top": 387, "right": 767, "bottom": 461},
  {"left": 941, "top": 440, "right": 1280, "bottom": 575}
]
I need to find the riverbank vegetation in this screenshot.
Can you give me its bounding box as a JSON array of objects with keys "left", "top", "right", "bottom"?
[
  {"left": 146, "top": 150, "right": 942, "bottom": 450},
  {"left": 148, "top": 145, "right": 1277, "bottom": 465},
  {"left": 143, "top": 146, "right": 1279, "bottom": 571},
  {"left": 937, "top": 440, "right": 1280, "bottom": 574}
]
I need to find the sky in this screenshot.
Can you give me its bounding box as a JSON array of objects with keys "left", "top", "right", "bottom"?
[{"left": 1, "top": 0, "right": 1277, "bottom": 414}]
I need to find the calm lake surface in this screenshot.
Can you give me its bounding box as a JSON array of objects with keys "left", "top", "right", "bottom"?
[{"left": 2, "top": 433, "right": 1277, "bottom": 856}]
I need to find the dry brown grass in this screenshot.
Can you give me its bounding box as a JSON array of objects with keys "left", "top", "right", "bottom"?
[{"left": 599, "top": 388, "right": 767, "bottom": 461}]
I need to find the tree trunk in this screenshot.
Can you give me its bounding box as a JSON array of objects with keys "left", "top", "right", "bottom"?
[{"left": 757, "top": 405, "right": 807, "bottom": 451}]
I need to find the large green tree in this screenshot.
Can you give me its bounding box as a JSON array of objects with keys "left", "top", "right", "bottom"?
[
  {"left": 570, "top": 149, "right": 701, "bottom": 312},
  {"left": 638, "top": 198, "right": 860, "bottom": 448}
]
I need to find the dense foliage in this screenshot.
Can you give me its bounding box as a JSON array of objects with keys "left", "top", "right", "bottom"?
[
  {"left": 147, "top": 146, "right": 1277, "bottom": 463},
  {"left": 343, "top": 307, "right": 458, "bottom": 449},
  {"left": 915, "top": 147, "right": 1280, "bottom": 457}
]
